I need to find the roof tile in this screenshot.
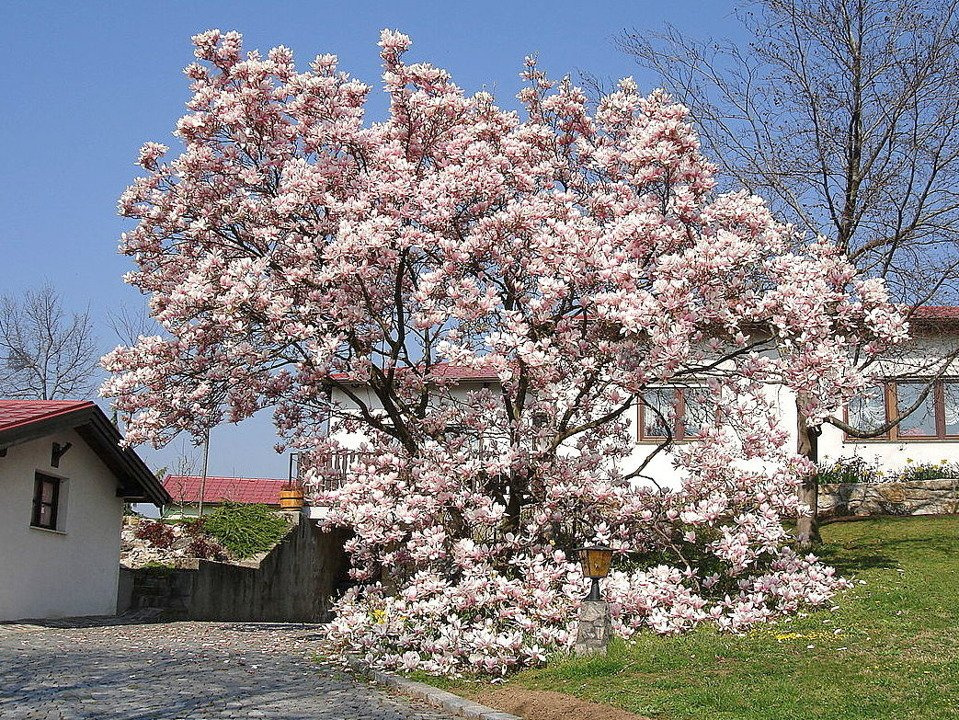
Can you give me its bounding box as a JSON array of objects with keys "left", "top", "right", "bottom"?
[
  {"left": 0, "top": 400, "right": 95, "bottom": 434},
  {"left": 162, "top": 475, "right": 288, "bottom": 505}
]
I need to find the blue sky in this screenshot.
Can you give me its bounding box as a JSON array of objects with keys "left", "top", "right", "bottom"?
[{"left": 0, "top": 0, "right": 743, "bottom": 481}]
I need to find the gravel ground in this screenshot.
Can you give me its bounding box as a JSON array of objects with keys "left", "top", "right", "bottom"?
[{"left": 0, "top": 619, "right": 457, "bottom": 720}]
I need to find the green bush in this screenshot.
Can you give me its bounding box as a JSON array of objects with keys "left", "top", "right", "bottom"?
[
  {"left": 815, "top": 457, "right": 959, "bottom": 485},
  {"left": 814, "top": 456, "right": 883, "bottom": 484},
  {"left": 201, "top": 503, "right": 291, "bottom": 559},
  {"left": 893, "top": 461, "right": 959, "bottom": 483}
]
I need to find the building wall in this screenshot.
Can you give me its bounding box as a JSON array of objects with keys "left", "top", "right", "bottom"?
[
  {"left": 0, "top": 428, "right": 124, "bottom": 621},
  {"left": 821, "top": 425, "right": 959, "bottom": 471},
  {"left": 625, "top": 381, "right": 959, "bottom": 490},
  {"left": 329, "top": 369, "right": 959, "bottom": 493}
]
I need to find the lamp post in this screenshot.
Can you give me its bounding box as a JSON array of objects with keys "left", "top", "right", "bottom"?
[
  {"left": 574, "top": 545, "right": 614, "bottom": 655},
  {"left": 578, "top": 545, "right": 613, "bottom": 601}
]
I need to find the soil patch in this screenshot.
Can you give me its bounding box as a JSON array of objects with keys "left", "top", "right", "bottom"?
[{"left": 474, "top": 687, "right": 650, "bottom": 720}]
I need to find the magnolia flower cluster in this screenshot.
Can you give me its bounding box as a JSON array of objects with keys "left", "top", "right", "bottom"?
[
  {"left": 104, "top": 29, "right": 905, "bottom": 676},
  {"left": 316, "top": 383, "right": 851, "bottom": 675}
]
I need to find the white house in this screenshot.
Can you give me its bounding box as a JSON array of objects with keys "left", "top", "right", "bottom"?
[
  {"left": 311, "top": 307, "right": 959, "bottom": 502},
  {"left": 0, "top": 400, "right": 168, "bottom": 621},
  {"left": 610, "top": 306, "right": 959, "bottom": 484}
]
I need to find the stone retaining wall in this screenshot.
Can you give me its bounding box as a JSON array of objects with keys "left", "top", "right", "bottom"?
[
  {"left": 118, "top": 513, "right": 350, "bottom": 622},
  {"left": 818, "top": 478, "right": 959, "bottom": 517}
]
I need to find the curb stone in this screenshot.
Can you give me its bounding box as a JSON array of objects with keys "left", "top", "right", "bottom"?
[{"left": 348, "top": 657, "right": 521, "bottom": 720}]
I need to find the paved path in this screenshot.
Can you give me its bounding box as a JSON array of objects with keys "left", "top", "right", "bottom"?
[{"left": 0, "top": 620, "right": 456, "bottom": 720}]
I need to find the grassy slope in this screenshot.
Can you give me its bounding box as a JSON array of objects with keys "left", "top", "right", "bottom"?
[{"left": 445, "top": 516, "right": 959, "bottom": 720}]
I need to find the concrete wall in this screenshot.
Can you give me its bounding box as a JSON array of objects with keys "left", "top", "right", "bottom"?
[
  {"left": 0, "top": 429, "right": 124, "bottom": 621},
  {"left": 120, "top": 513, "right": 351, "bottom": 622}
]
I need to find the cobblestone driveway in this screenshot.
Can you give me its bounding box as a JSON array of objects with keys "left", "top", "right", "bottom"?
[{"left": 0, "top": 620, "right": 456, "bottom": 720}]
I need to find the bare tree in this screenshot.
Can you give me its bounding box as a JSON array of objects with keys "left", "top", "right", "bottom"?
[
  {"left": 108, "top": 303, "right": 160, "bottom": 347},
  {"left": 0, "top": 285, "right": 100, "bottom": 400},
  {"left": 621, "top": 0, "right": 959, "bottom": 544},
  {"left": 152, "top": 438, "right": 202, "bottom": 517}
]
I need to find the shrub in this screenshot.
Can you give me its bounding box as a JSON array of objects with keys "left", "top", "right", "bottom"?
[
  {"left": 815, "top": 456, "right": 884, "bottom": 484},
  {"left": 186, "top": 536, "right": 227, "bottom": 561},
  {"left": 184, "top": 517, "right": 207, "bottom": 537},
  {"left": 134, "top": 520, "right": 176, "bottom": 548},
  {"left": 201, "top": 503, "right": 290, "bottom": 559},
  {"left": 892, "top": 461, "right": 959, "bottom": 483},
  {"left": 816, "top": 457, "right": 959, "bottom": 485}
]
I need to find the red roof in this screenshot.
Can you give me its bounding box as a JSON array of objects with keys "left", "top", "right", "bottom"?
[
  {"left": 0, "top": 400, "right": 95, "bottom": 434},
  {"left": 331, "top": 363, "right": 499, "bottom": 383},
  {"left": 910, "top": 305, "right": 959, "bottom": 320},
  {"left": 162, "top": 474, "right": 288, "bottom": 505},
  {"left": 427, "top": 364, "right": 500, "bottom": 380}
]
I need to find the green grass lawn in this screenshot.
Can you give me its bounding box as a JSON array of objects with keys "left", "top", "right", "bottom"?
[{"left": 439, "top": 516, "right": 959, "bottom": 720}]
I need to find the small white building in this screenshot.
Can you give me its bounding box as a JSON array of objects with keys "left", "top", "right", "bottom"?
[{"left": 0, "top": 400, "right": 168, "bottom": 621}]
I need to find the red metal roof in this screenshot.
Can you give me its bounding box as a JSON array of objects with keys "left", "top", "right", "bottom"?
[
  {"left": 427, "top": 364, "right": 500, "bottom": 380},
  {"left": 910, "top": 305, "right": 959, "bottom": 320},
  {"left": 0, "top": 400, "right": 95, "bottom": 434},
  {"left": 162, "top": 474, "right": 288, "bottom": 505},
  {"left": 331, "top": 363, "right": 499, "bottom": 383}
]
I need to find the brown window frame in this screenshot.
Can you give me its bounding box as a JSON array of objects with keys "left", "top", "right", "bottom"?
[
  {"left": 31, "top": 473, "right": 61, "bottom": 530},
  {"left": 845, "top": 379, "right": 959, "bottom": 442},
  {"left": 637, "top": 386, "right": 711, "bottom": 443}
]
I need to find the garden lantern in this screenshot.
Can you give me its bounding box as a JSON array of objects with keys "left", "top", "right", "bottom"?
[{"left": 577, "top": 545, "right": 613, "bottom": 601}]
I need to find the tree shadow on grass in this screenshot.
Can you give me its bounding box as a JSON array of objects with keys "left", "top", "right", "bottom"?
[
  {"left": 862, "top": 535, "right": 959, "bottom": 557},
  {"left": 815, "top": 545, "right": 899, "bottom": 575}
]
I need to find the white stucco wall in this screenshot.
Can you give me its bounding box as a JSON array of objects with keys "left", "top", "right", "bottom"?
[
  {"left": 821, "top": 424, "right": 959, "bottom": 471},
  {"left": 324, "top": 342, "right": 959, "bottom": 494},
  {"left": 0, "top": 428, "right": 124, "bottom": 621}
]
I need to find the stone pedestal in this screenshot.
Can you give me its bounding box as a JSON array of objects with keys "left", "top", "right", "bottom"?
[{"left": 574, "top": 600, "right": 612, "bottom": 655}]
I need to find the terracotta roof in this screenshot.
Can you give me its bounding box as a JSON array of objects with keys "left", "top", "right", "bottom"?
[
  {"left": 0, "top": 400, "right": 95, "bottom": 434},
  {"left": 331, "top": 363, "right": 499, "bottom": 383},
  {"left": 162, "top": 475, "right": 288, "bottom": 505},
  {"left": 427, "top": 364, "right": 500, "bottom": 380},
  {"left": 910, "top": 305, "right": 959, "bottom": 320}
]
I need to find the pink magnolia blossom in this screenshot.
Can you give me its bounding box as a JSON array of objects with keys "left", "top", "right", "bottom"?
[{"left": 103, "top": 29, "right": 905, "bottom": 676}]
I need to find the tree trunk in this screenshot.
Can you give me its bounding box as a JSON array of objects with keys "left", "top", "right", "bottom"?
[{"left": 795, "top": 398, "right": 822, "bottom": 548}]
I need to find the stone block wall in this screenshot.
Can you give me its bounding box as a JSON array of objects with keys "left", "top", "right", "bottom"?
[
  {"left": 119, "top": 513, "right": 351, "bottom": 622},
  {"left": 818, "top": 478, "right": 959, "bottom": 518}
]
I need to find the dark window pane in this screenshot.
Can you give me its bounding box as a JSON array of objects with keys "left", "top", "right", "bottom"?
[
  {"left": 944, "top": 382, "right": 959, "bottom": 436},
  {"left": 849, "top": 385, "right": 887, "bottom": 434},
  {"left": 642, "top": 388, "right": 676, "bottom": 438},
  {"left": 897, "top": 383, "right": 937, "bottom": 437},
  {"left": 31, "top": 474, "right": 60, "bottom": 530},
  {"left": 682, "top": 388, "right": 713, "bottom": 438}
]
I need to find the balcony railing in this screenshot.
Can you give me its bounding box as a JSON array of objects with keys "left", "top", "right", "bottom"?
[{"left": 290, "top": 450, "right": 371, "bottom": 494}]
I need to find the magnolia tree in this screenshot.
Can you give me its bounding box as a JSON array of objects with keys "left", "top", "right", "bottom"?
[{"left": 103, "top": 30, "right": 906, "bottom": 675}]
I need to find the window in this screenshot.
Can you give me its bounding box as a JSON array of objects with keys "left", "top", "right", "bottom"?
[
  {"left": 31, "top": 473, "right": 61, "bottom": 530},
  {"left": 944, "top": 383, "right": 959, "bottom": 435},
  {"left": 846, "top": 380, "right": 959, "bottom": 441},
  {"left": 847, "top": 384, "right": 887, "bottom": 434},
  {"left": 896, "top": 382, "right": 937, "bottom": 437},
  {"left": 638, "top": 386, "right": 713, "bottom": 442}
]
